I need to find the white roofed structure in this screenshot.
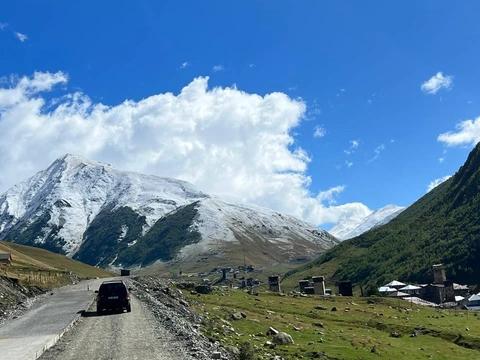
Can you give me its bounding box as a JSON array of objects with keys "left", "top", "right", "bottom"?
[
  {"left": 378, "top": 286, "right": 396, "bottom": 293},
  {"left": 385, "top": 280, "right": 406, "bottom": 288},
  {"left": 399, "top": 285, "right": 421, "bottom": 291},
  {"left": 389, "top": 291, "right": 409, "bottom": 297},
  {"left": 403, "top": 297, "right": 438, "bottom": 307}
]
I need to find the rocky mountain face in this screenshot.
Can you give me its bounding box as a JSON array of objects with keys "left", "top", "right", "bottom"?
[
  {"left": 0, "top": 154, "right": 338, "bottom": 270},
  {"left": 330, "top": 204, "right": 405, "bottom": 240},
  {"left": 287, "top": 143, "right": 480, "bottom": 288}
]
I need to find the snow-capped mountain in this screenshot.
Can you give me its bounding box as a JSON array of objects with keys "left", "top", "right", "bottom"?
[
  {"left": 330, "top": 204, "right": 405, "bottom": 240},
  {"left": 0, "top": 154, "right": 337, "bottom": 269}
]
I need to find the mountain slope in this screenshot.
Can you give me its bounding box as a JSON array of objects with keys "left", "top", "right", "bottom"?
[
  {"left": 330, "top": 204, "right": 405, "bottom": 240},
  {"left": 0, "top": 240, "right": 111, "bottom": 280},
  {"left": 0, "top": 155, "right": 337, "bottom": 270},
  {"left": 285, "top": 143, "right": 480, "bottom": 290}
]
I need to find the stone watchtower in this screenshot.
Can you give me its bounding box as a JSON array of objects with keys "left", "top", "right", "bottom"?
[
  {"left": 312, "top": 276, "right": 326, "bottom": 295},
  {"left": 432, "top": 264, "right": 446, "bottom": 284},
  {"left": 268, "top": 275, "right": 281, "bottom": 293}
]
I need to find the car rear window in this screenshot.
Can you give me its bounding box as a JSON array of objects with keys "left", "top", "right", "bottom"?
[{"left": 99, "top": 283, "right": 127, "bottom": 296}]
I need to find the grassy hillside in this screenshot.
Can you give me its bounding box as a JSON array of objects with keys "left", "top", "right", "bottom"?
[
  {"left": 285, "top": 143, "right": 480, "bottom": 291},
  {"left": 185, "top": 289, "right": 480, "bottom": 360},
  {"left": 0, "top": 240, "right": 111, "bottom": 287}
]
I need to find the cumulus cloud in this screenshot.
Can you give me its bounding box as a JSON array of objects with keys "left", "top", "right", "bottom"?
[
  {"left": 313, "top": 125, "right": 326, "bottom": 138},
  {"left": 179, "top": 61, "right": 190, "bottom": 69},
  {"left": 316, "top": 185, "right": 345, "bottom": 205},
  {"left": 427, "top": 175, "right": 452, "bottom": 192},
  {"left": 14, "top": 32, "right": 28, "bottom": 42},
  {"left": 421, "top": 72, "right": 453, "bottom": 94},
  {"left": 438, "top": 116, "right": 480, "bottom": 147},
  {"left": 0, "top": 71, "right": 372, "bottom": 228}
]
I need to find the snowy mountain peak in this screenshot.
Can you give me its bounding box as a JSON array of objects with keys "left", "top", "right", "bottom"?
[
  {"left": 330, "top": 204, "right": 405, "bottom": 240},
  {"left": 0, "top": 155, "right": 337, "bottom": 269}
]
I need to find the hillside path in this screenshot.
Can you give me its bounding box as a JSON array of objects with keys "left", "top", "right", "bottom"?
[{"left": 0, "top": 278, "right": 105, "bottom": 360}]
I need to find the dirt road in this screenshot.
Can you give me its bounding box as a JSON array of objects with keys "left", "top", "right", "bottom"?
[{"left": 39, "top": 289, "right": 186, "bottom": 360}]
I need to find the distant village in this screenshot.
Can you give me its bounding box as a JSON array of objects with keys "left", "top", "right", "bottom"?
[
  {"left": 376, "top": 264, "right": 480, "bottom": 310},
  {"left": 179, "top": 262, "right": 480, "bottom": 311}
]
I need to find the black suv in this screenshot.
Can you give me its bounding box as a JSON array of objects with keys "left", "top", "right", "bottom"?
[{"left": 96, "top": 280, "right": 132, "bottom": 314}]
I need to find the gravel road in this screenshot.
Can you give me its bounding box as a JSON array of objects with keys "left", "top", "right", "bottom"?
[{"left": 39, "top": 287, "right": 187, "bottom": 360}]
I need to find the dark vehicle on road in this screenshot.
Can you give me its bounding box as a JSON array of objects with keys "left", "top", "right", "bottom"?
[{"left": 96, "top": 280, "right": 131, "bottom": 314}]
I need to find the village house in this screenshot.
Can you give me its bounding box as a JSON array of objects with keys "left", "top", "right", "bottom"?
[{"left": 0, "top": 252, "right": 12, "bottom": 265}]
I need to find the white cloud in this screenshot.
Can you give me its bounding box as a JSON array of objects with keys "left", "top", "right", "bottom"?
[
  {"left": 344, "top": 139, "right": 359, "bottom": 155},
  {"left": 421, "top": 72, "right": 453, "bottom": 94},
  {"left": 212, "top": 64, "right": 224, "bottom": 72},
  {"left": 345, "top": 160, "right": 353, "bottom": 168},
  {"left": 180, "top": 61, "right": 190, "bottom": 69},
  {"left": 0, "top": 22, "right": 7, "bottom": 31},
  {"left": 313, "top": 125, "right": 326, "bottom": 138},
  {"left": 14, "top": 32, "right": 28, "bottom": 42},
  {"left": 438, "top": 116, "right": 480, "bottom": 147},
  {"left": 368, "top": 144, "right": 385, "bottom": 162},
  {"left": 316, "top": 185, "right": 345, "bottom": 205},
  {"left": 0, "top": 71, "right": 371, "bottom": 228},
  {"left": 427, "top": 175, "right": 451, "bottom": 192}
]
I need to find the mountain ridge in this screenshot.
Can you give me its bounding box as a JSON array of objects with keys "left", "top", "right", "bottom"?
[{"left": 0, "top": 154, "right": 338, "bottom": 270}]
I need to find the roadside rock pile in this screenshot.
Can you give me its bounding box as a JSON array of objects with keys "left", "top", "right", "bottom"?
[
  {"left": 0, "top": 276, "right": 44, "bottom": 325},
  {"left": 132, "top": 276, "right": 234, "bottom": 360}
]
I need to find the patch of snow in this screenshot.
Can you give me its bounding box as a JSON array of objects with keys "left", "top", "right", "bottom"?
[{"left": 118, "top": 225, "right": 128, "bottom": 243}]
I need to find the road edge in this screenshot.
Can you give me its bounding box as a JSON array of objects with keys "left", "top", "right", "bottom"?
[{"left": 34, "top": 295, "right": 95, "bottom": 360}]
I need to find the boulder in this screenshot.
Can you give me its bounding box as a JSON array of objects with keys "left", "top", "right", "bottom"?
[
  {"left": 272, "top": 332, "right": 294, "bottom": 345},
  {"left": 230, "top": 312, "right": 243, "bottom": 320}
]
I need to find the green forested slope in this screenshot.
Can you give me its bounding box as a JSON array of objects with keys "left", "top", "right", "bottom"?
[{"left": 286, "top": 143, "right": 480, "bottom": 290}]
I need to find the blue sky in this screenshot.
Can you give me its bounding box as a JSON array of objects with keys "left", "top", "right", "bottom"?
[{"left": 1, "top": 1, "right": 479, "bottom": 227}]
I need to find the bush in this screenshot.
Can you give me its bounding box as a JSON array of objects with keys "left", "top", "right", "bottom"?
[{"left": 238, "top": 342, "right": 256, "bottom": 360}]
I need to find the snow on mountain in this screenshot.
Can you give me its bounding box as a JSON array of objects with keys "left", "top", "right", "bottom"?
[
  {"left": 182, "top": 197, "right": 336, "bottom": 260},
  {"left": 0, "top": 154, "right": 337, "bottom": 268},
  {"left": 0, "top": 154, "right": 207, "bottom": 254},
  {"left": 330, "top": 204, "right": 405, "bottom": 240}
]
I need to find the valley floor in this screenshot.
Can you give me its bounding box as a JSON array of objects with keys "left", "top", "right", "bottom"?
[{"left": 183, "top": 288, "right": 480, "bottom": 360}]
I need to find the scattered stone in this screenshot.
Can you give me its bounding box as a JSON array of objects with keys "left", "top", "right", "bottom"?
[
  {"left": 230, "top": 312, "right": 243, "bottom": 320},
  {"left": 272, "top": 331, "right": 294, "bottom": 345},
  {"left": 225, "top": 346, "right": 239, "bottom": 356},
  {"left": 266, "top": 327, "right": 279, "bottom": 336},
  {"left": 390, "top": 331, "right": 401, "bottom": 338},
  {"left": 211, "top": 351, "right": 221, "bottom": 359},
  {"left": 331, "top": 307, "right": 337, "bottom": 312}
]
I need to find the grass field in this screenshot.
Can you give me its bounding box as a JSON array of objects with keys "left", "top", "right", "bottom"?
[
  {"left": 184, "top": 289, "right": 480, "bottom": 359},
  {"left": 0, "top": 241, "right": 112, "bottom": 287}
]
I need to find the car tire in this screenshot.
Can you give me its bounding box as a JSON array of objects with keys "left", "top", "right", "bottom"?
[{"left": 126, "top": 304, "right": 131, "bottom": 313}]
